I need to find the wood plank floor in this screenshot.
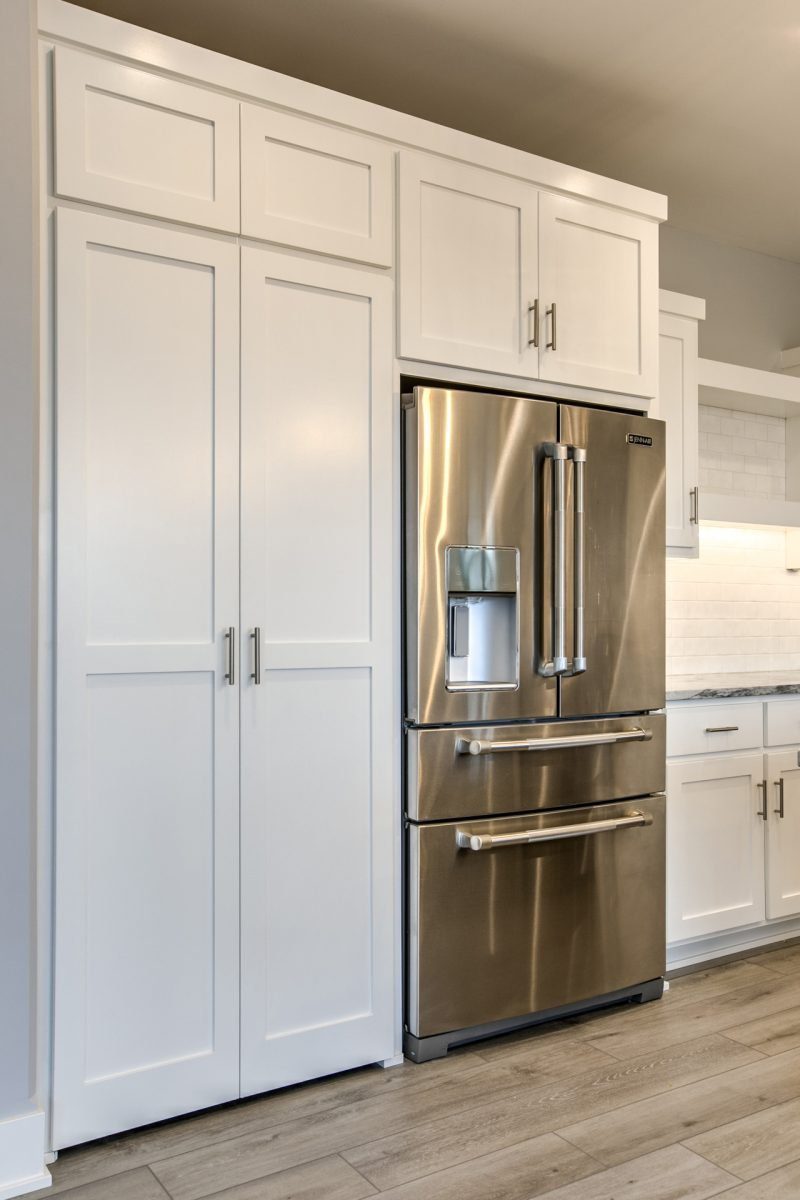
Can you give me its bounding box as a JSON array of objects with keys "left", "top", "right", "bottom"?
[{"left": 35, "top": 943, "right": 800, "bottom": 1200}]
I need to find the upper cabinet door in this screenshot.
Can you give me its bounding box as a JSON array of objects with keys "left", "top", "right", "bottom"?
[
  {"left": 241, "top": 106, "right": 393, "bottom": 265},
  {"left": 537, "top": 193, "right": 658, "bottom": 397},
  {"left": 659, "top": 310, "right": 700, "bottom": 556},
  {"left": 53, "top": 47, "right": 239, "bottom": 231},
  {"left": 398, "top": 153, "right": 538, "bottom": 376},
  {"left": 53, "top": 210, "right": 240, "bottom": 1148}
]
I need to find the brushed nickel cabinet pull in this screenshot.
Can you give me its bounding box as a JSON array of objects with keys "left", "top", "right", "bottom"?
[
  {"left": 546, "top": 301, "right": 557, "bottom": 350},
  {"left": 775, "top": 777, "right": 785, "bottom": 819},
  {"left": 528, "top": 299, "right": 540, "bottom": 348},
  {"left": 690, "top": 485, "right": 700, "bottom": 524},
  {"left": 250, "top": 627, "right": 261, "bottom": 685},
  {"left": 705, "top": 725, "right": 738, "bottom": 734},
  {"left": 757, "top": 779, "right": 768, "bottom": 821},
  {"left": 224, "top": 626, "right": 235, "bottom": 685}
]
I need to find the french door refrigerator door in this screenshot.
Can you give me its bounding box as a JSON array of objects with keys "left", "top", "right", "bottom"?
[
  {"left": 558, "top": 406, "right": 665, "bottom": 718},
  {"left": 405, "top": 387, "right": 557, "bottom": 726}
]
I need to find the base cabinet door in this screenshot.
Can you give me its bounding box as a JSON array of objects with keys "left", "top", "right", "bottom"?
[
  {"left": 537, "top": 193, "right": 658, "bottom": 397},
  {"left": 667, "top": 753, "right": 766, "bottom": 943},
  {"left": 53, "top": 210, "right": 240, "bottom": 1148},
  {"left": 397, "top": 152, "right": 538, "bottom": 376},
  {"left": 766, "top": 750, "right": 800, "bottom": 920},
  {"left": 239, "top": 247, "right": 396, "bottom": 1094}
]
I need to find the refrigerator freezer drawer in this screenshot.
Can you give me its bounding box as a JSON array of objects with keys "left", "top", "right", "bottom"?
[
  {"left": 406, "top": 795, "right": 666, "bottom": 1039},
  {"left": 406, "top": 713, "right": 665, "bottom": 822}
]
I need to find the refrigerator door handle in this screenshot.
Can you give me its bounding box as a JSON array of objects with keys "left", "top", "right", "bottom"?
[
  {"left": 456, "top": 810, "right": 652, "bottom": 851},
  {"left": 457, "top": 727, "right": 653, "bottom": 755},
  {"left": 570, "top": 446, "right": 587, "bottom": 675},
  {"left": 542, "top": 443, "right": 569, "bottom": 676}
]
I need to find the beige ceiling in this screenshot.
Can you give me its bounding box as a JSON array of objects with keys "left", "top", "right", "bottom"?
[{"left": 70, "top": 0, "right": 800, "bottom": 261}]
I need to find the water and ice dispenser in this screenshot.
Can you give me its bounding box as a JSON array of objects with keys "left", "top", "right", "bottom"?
[{"left": 445, "top": 546, "right": 519, "bottom": 690}]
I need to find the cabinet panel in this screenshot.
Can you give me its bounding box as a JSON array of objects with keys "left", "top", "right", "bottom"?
[
  {"left": 398, "top": 152, "right": 538, "bottom": 375},
  {"left": 766, "top": 750, "right": 800, "bottom": 920},
  {"left": 538, "top": 193, "right": 658, "bottom": 397},
  {"left": 241, "top": 106, "right": 393, "bottom": 265},
  {"left": 53, "top": 211, "right": 240, "bottom": 1148},
  {"left": 667, "top": 753, "right": 765, "bottom": 942},
  {"left": 53, "top": 47, "right": 239, "bottom": 230},
  {"left": 240, "top": 248, "right": 395, "bottom": 1094},
  {"left": 659, "top": 311, "right": 699, "bottom": 555},
  {"left": 255, "top": 272, "right": 372, "bottom": 643}
]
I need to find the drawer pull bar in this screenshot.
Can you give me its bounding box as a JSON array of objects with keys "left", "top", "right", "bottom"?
[
  {"left": 705, "top": 725, "right": 739, "bottom": 734},
  {"left": 757, "top": 780, "right": 768, "bottom": 821},
  {"left": 457, "top": 728, "right": 652, "bottom": 756},
  {"left": 456, "top": 811, "right": 652, "bottom": 851}
]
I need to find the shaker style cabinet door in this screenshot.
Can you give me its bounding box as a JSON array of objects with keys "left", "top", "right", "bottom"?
[
  {"left": 766, "top": 751, "right": 800, "bottom": 920},
  {"left": 397, "top": 152, "right": 538, "bottom": 375},
  {"left": 239, "top": 247, "right": 396, "bottom": 1094},
  {"left": 53, "top": 46, "right": 240, "bottom": 230},
  {"left": 659, "top": 309, "right": 700, "bottom": 556},
  {"left": 241, "top": 105, "right": 393, "bottom": 265},
  {"left": 537, "top": 193, "right": 658, "bottom": 397},
  {"left": 666, "top": 754, "right": 766, "bottom": 944},
  {"left": 52, "top": 211, "right": 241, "bottom": 1147}
]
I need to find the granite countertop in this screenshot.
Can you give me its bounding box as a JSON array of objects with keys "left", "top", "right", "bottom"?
[{"left": 666, "top": 672, "right": 800, "bottom": 702}]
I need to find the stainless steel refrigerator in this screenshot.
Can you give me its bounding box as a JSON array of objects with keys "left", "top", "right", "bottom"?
[{"left": 403, "top": 386, "right": 666, "bottom": 1062}]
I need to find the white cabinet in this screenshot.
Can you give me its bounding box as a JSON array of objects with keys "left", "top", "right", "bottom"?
[
  {"left": 397, "top": 153, "right": 538, "bottom": 376},
  {"left": 53, "top": 220, "right": 397, "bottom": 1147},
  {"left": 766, "top": 750, "right": 800, "bottom": 920},
  {"left": 667, "top": 698, "right": 800, "bottom": 957},
  {"left": 53, "top": 47, "right": 240, "bottom": 231},
  {"left": 537, "top": 193, "right": 658, "bottom": 397},
  {"left": 667, "top": 753, "right": 766, "bottom": 942},
  {"left": 239, "top": 249, "right": 395, "bottom": 1093},
  {"left": 657, "top": 292, "right": 704, "bottom": 556},
  {"left": 397, "top": 152, "right": 658, "bottom": 396},
  {"left": 53, "top": 210, "right": 241, "bottom": 1148},
  {"left": 241, "top": 106, "right": 393, "bottom": 265}
]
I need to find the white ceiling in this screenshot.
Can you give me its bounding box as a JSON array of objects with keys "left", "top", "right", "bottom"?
[{"left": 73, "top": 0, "right": 800, "bottom": 261}]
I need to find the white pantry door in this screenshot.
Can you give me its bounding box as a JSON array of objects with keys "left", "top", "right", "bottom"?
[
  {"left": 240, "top": 247, "right": 396, "bottom": 1094},
  {"left": 53, "top": 210, "right": 240, "bottom": 1148}
]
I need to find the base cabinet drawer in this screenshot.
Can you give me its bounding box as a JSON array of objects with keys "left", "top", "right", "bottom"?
[
  {"left": 667, "top": 753, "right": 766, "bottom": 943},
  {"left": 667, "top": 701, "right": 763, "bottom": 758},
  {"left": 765, "top": 699, "right": 800, "bottom": 748}
]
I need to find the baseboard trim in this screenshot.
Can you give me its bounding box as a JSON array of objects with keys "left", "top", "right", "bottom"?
[
  {"left": 668, "top": 918, "right": 800, "bottom": 972},
  {"left": 0, "top": 1110, "right": 50, "bottom": 1200}
]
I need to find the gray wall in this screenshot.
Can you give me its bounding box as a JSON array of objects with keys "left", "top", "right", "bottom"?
[
  {"left": 660, "top": 225, "right": 800, "bottom": 371},
  {"left": 0, "top": 0, "right": 39, "bottom": 1121}
]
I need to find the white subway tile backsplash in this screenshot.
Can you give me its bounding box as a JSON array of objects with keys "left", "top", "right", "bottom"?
[
  {"left": 666, "top": 525, "right": 800, "bottom": 675},
  {"left": 698, "top": 404, "right": 786, "bottom": 500}
]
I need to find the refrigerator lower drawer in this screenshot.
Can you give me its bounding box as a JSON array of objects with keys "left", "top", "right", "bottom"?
[
  {"left": 406, "top": 795, "right": 666, "bottom": 1039},
  {"left": 407, "top": 714, "right": 665, "bottom": 822}
]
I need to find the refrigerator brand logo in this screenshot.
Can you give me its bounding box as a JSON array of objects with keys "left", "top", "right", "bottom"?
[{"left": 626, "top": 434, "right": 653, "bottom": 447}]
